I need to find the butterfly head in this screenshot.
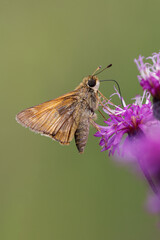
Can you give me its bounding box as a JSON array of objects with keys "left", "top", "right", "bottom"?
[{"left": 83, "top": 75, "right": 100, "bottom": 92}]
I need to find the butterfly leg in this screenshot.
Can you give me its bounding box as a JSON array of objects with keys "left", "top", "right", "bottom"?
[
  {"left": 89, "top": 117, "right": 108, "bottom": 148},
  {"left": 89, "top": 117, "right": 100, "bottom": 131}
]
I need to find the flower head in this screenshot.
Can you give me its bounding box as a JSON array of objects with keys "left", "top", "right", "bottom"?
[
  {"left": 135, "top": 52, "right": 160, "bottom": 120},
  {"left": 95, "top": 89, "right": 160, "bottom": 216},
  {"left": 134, "top": 53, "right": 160, "bottom": 98},
  {"left": 95, "top": 90, "right": 160, "bottom": 217},
  {"left": 94, "top": 54, "right": 160, "bottom": 218},
  {"left": 95, "top": 91, "right": 154, "bottom": 156}
]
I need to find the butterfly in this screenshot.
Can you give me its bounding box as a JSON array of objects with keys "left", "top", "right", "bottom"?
[{"left": 16, "top": 65, "right": 112, "bottom": 153}]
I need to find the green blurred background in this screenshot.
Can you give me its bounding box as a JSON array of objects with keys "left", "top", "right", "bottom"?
[{"left": 1, "top": 0, "right": 160, "bottom": 239}]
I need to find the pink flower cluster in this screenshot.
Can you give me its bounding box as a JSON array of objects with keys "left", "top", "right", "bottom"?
[{"left": 95, "top": 52, "right": 160, "bottom": 216}]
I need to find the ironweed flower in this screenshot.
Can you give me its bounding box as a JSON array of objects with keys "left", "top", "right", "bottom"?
[
  {"left": 134, "top": 52, "right": 160, "bottom": 119},
  {"left": 95, "top": 90, "right": 154, "bottom": 156},
  {"left": 94, "top": 53, "right": 160, "bottom": 218},
  {"left": 95, "top": 89, "right": 160, "bottom": 216}
]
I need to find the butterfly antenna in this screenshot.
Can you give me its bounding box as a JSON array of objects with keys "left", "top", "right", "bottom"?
[
  {"left": 100, "top": 79, "right": 124, "bottom": 107},
  {"left": 91, "top": 66, "right": 102, "bottom": 76},
  {"left": 93, "top": 64, "right": 112, "bottom": 76}
]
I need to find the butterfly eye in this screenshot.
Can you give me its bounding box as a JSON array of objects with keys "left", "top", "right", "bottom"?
[{"left": 88, "top": 78, "right": 96, "bottom": 87}]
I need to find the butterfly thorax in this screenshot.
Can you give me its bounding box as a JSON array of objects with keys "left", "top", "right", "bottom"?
[{"left": 75, "top": 75, "right": 100, "bottom": 112}]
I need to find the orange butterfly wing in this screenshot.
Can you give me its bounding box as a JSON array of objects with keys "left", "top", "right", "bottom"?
[{"left": 16, "top": 91, "right": 81, "bottom": 145}]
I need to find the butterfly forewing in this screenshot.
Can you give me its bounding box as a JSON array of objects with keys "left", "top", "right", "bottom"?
[{"left": 16, "top": 91, "right": 81, "bottom": 145}]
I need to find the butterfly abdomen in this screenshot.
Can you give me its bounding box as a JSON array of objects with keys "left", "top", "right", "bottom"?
[{"left": 74, "top": 117, "right": 90, "bottom": 153}]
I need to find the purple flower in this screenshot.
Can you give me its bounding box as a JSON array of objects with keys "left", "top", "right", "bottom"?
[
  {"left": 95, "top": 89, "right": 160, "bottom": 216},
  {"left": 134, "top": 53, "right": 160, "bottom": 98},
  {"left": 95, "top": 91, "right": 154, "bottom": 156},
  {"left": 94, "top": 56, "right": 160, "bottom": 217},
  {"left": 134, "top": 52, "right": 160, "bottom": 119}
]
